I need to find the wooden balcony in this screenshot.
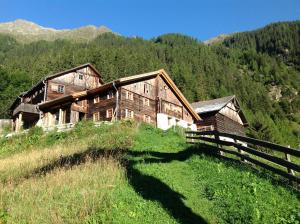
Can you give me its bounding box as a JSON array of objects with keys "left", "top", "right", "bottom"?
[{"left": 13, "top": 103, "right": 39, "bottom": 116}]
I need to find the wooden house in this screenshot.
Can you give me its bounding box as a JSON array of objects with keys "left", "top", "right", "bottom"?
[
  {"left": 191, "top": 95, "right": 248, "bottom": 136},
  {"left": 11, "top": 64, "right": 200, "bottom": 132},
  {"left": 10, "top": 63, "right": 103, "bottom": 131}
]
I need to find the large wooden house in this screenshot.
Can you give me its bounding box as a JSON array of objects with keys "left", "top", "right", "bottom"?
[
  {"left": 191, "top": 95, "right": 248, "bottom": 136},
  {"left": 10, "top": 63, "right": 103, "bottom": 131},
  {"left": 10, "top": 64, "right": 199, "bottom": 131}
]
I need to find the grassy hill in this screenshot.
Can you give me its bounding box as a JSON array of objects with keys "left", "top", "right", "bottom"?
[{"left": 0, "top": 122, "right": 299, "bottom": 223}]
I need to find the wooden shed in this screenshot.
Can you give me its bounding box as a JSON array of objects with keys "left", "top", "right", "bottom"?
[{"left": 191, "top": 95, "right": 248, "bottom": 136}]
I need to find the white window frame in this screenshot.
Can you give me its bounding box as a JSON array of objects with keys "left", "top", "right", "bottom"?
[
  {"left": 58, "top": 85, "right": 65, "bottom": 93},
  {"left": 144, "top": 83, "right": 151, "bottom": 94},
  {"left": 125, "top": 108, "right": 134, "bottom": 119},
  {"left": 106, "top": 108, "right": 114, "bottom": 118},
  {"left": 107, "top": 91, "right": 114, "bottom": 99},
  {"left": 125, "top": 91, "right": 134, "bottom": 100},
  {"left": 78, "top": 74, "right": 84, "bottom": 80},
  {"left": 143, "top": 98, "right": 150, "bottom": 106},
  {"left": 144, "top": 114, "right": 151, "bottom": 123},
  {"left": 94, "top": 96, "right": 100, "bottom": 104},
  {"left": 93, "top": 112, "right": 100, "bottom": 121}
]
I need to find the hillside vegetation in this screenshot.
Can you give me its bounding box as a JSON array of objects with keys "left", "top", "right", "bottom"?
[
  {"left": 0, "top": 21, "right": 299, "bottom": 147},
  {"left": 0, "top": 121, "right": 299, "bottom": 223}
]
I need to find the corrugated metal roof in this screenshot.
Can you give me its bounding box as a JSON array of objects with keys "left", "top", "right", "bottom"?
[{"left": 191, "top": 95, "right": 235, "bottom": 114}]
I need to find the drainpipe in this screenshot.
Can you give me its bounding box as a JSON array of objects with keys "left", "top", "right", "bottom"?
[
  {"left": 39, "top": 80, "right": 47, "bottom": 123},
  {"left": 113, "top": 82, "right": 119, "bottom": 121},
  {"left": 43, "top": 80, "right": 47, "bottom": 102}
]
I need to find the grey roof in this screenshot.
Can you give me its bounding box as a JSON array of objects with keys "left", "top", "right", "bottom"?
[{"left": 191, "top": 95, "right": 235, "bottom": 114}]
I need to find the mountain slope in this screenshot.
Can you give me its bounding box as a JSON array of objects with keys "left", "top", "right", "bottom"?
[
  {"left": 0, "top": 21, "right": 299, "bottom": 147},
  {"left": 223, "top": 21, "right": 300, "bottom": 70},
  {"left": 0, "top": 19, "right": 113, "bottom": 43}
]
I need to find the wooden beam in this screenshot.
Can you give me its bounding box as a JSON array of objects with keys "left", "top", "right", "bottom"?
[{"left": 186, "top": 130, "right": 300, "bottom": 157}]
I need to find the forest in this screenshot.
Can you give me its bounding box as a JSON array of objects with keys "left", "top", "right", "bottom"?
[{"left": 0, "top": 21, "right": 299, "bottom": 147}]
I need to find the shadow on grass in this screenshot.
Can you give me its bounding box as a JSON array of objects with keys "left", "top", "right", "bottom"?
[
  {"left": 29, "top": 145, "right": 208, "bottom": 224},
  {"left": 129, "top": 143, "right": 300, "bottom": 195},
  {"left": 26, "top": 142, "right": 298, "bottom": 223},
  {"left": 125, "top": 159, "right": 207, "bottom": 224}
]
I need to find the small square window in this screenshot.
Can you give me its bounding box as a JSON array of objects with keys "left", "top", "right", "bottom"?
[
  {"left": 144, "top": 83, "right": 151, "bottom": 94},
  {"left": 94, "top": 96, "right": 100, "bottom": 104},
  {"left": 126, "top": 91, "right": 134, "bottom": 100},
  {"left": 125, "top": 109, "right": 134, "bottom": 119},
  {"left": 58, "top": 85, "right": 65, "bottom": 93},
  {"left": 79, "top": 74, "right": 83, "bottom": 80},
  {"left": 106, "top": 108, "right": 113, "bottom": 118},
  {"left": 144, "top": 114, "right": 151, "bottom": 123},
  {"left": 93, "top": 112, "right": 100, "bottom": 121},
  {"left": 107, "top": 91, "right": 114, "bottom": 99},
  {"left": 143, "top": 98, "right": 150, "bottom": 106}
]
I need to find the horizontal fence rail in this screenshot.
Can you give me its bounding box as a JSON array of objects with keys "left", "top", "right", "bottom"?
[{"left": 186, "top": 130, "right": 300, "bottom": 184}]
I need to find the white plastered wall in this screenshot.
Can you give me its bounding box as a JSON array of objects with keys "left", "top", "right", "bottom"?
[{"left": 157, "top": 113, "right": 197, "bottom": 131}]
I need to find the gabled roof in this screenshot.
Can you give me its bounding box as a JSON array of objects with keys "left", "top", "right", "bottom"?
[
  {"left": 27, "top": 63, "right": 103, "bottom": 95},
  {"left": 39, "top": 69, "right": 201, "bottom": 121},
  {"left": 44, "top": 63, "right": 103, "bottom": 83},
  {"left": 191, "top": 95, "right": 235, "bottom": 114},
  {"left": 10, "top": 63, "right": 103, "bottom": 110},
  {"left": 191, "top": 95, "right": 248, "bottom": 125}
]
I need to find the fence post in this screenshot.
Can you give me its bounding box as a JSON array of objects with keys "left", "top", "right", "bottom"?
[
  {"left": 235, "top": 139, "right": 246, "bottom": 162},
  {"left": 285, "top": 146, "right": 295, "bottom": 176},
  {"left": 215, "top": 132, "right": 224, "bottom": 156}
]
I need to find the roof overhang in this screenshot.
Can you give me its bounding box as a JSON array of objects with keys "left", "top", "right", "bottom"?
[
  {"left": 158, "top": 69, "right": 201, "bottom": 121},
  {"left": 38, "top": 68, "right": 201, "bottom": 121}
]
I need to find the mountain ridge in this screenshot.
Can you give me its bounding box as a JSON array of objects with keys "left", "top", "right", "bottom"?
[{"left": 0, "top": 19, "right": 113, "bottom": 43}]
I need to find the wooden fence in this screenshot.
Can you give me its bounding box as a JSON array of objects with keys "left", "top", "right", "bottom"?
[{"left": 186, "top": 130, "right": 300, "bottom": 184}]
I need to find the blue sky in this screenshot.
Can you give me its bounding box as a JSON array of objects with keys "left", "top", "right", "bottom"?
[{"left": 1, "top": 0, "right": 300, "bottom": 40}]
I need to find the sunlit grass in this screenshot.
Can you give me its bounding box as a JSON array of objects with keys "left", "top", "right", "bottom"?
[
  {"left": 0, "top": 121, "right": 299, "bottom": 223},
  {"left": 0, "top": 157, "right": 122, "bottom": 224}
]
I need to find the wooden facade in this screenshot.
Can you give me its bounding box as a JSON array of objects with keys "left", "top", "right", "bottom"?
[
  {"left": 10, "top": 63, "right": 103, "bottom": 131},
  {"left": 191, "top": 96, "right": 248, "bottom": 136},
  {"left": 37, "top": 68, "right": 199, "bottom": 131}
]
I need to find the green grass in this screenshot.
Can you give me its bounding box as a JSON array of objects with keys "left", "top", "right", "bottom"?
[{"left": 0, "top": 122, "right": 299, "bottom": 223}]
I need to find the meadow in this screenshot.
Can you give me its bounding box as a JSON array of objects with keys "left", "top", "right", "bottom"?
[{"left": 0, "top": 121, "right": 299, "bottom": 223}]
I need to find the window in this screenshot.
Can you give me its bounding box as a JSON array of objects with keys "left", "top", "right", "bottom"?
[
  {"left": 51, "top": 84, "right": 65, "bottom": 93},
  {"left": 144, "top": 83, "right": 151, "bottom": 95},
  {"left": 125, "top": 91, "right": 134, "bottom": 100},
  {"left": 79, "top": 74, "right": 83, "bottom": 80},
  {"left": 58, "top": 85, "right": 65, "bottom": 93},
  {"left": 125, "top": 109, "right": 134, "bottom": 119},
  {"left": 107, "top": 91, "right": 114, "bottom": 99},
  {"left": 143, "top": 98, "right": 150, "bottom": 106},
  {"left": 94, "top": 96, "right": 100, "bottom": 104},
  {"left": 144, "top": 114, "right": 151, "bottom": 123},
  {"left": 93, "top": 112, "right": 100, "bottom": 122},
  {"left": 106, "top": 108, "right": 113, "bottom": 118}
]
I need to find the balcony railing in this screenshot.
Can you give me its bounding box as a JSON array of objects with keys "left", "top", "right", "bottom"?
[{"left": 13, "top": 103, "right": 39, "bottom": 116}]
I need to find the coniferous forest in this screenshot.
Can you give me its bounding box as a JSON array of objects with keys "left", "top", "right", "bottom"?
[{"left": 0, "top": 21, "right": 299, "bottom": 147}]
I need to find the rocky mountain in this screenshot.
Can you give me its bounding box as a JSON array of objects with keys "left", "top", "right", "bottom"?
[
  {"left": 0, "top": 19, "right": 113, "bottom": 43},
  {"left": 203, "top": 34, "right": 231, "bottom": 45}
]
